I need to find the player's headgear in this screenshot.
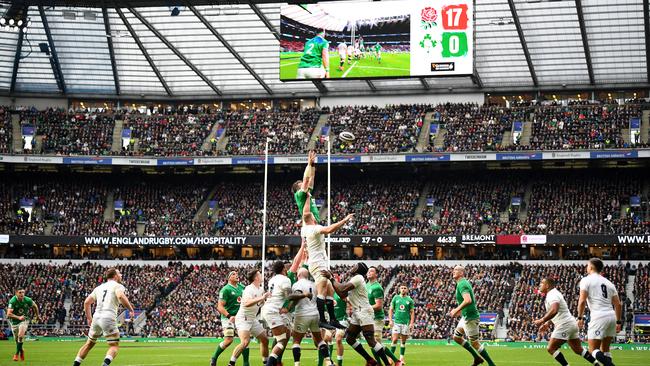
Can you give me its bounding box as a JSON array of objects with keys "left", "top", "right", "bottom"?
[
  {"left": 227, "top": 271, "right": 238, "bottom": 280},
  {"left": 356, "top": 262, "right": 369, "bottom": 276},
  {"left": 589, "top": 258, "right": 604, "bottom": 273}
]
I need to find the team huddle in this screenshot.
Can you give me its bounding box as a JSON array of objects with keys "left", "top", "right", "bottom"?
[{"left": 5, "top": 153, "right": 624, "bottom": 366}]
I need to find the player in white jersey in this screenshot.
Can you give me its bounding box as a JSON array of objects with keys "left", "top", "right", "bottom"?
[
  {"left": 337, "top": 42, "right": 347, "bottom": 71},
  {"left": 290, "top": 268, "right": 335, "bottom": 366},
  {"left": 577, "top": 258, "right": 622, "bottom": 366},
  {"left": 346, "top": 45, "right": 354, "bottom": 64},
  {"left": 72, "top": 268, "right": 134, "bottom": 366},
  {"left": 301, "top": 190, "right": 354, "bottom": 330},
  {"left": 263, "top": 261, "right": 311, "bottom": 366},
  {"left": 227, "top": 269, "right": 270, "bottom": 366},
  {"left": 322, "top": 263, "right": 390, "bottom": 366},
  {"left": 533, "top": 277, "right": 598, "bottom": 366}
]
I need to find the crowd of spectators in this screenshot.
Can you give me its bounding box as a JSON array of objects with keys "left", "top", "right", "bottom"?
[
  {"left": 634, "top": 263, "right": 649, "bottom": 312},
  {"left": 433, "top": 104, "right": 531, "bottom": 152},
  {"left": 508, "top": 263, "right": 627, "bottom": 342},
  {"left": 526, "top": 104, "right": 643, "bottom": 150},
  {"left": 1, "top": 172, "right": 648, "bottom": 236},
  {"left": 523, "top": 176, "right": 646, "bottom": 234},
  {"left": 398, "top": 176, "right": 523, "bottom": 235},
  {"left": 20, "top": 109, "right": 115, "bottom": 155},
  {"left": 221, "top": 109, "right": 320, "bottom": 155},
  {"left": 115, "top": 181, "right": 212, "bottom": 236},
  {"left": 319, "top": 104, "right": 427, "bottom": 154},
  {"left": 0, "top": 102, "right": 646, "bottom": 156},
  {"left": 330, "top": 177, "right": 421, "bottom": 235},
  {"left": 0, "top": 107, "right": 11, "bottom": 154},
  {"left": 123, "top": 113, "right": 217, "bottom": 156}
]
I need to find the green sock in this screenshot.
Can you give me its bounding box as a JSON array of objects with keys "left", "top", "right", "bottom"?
[
  {"left": 400, "top": 344, "right": 406, "bottom": 357},
  {"left": 390, "top": 343, "right": 397, "bottom": 354},
  {"left": 461, "top": 341, "right": 482, "bottom": 361},
  {"left": 337, "top": 356, "right": 343, "bottom": 366},
  {"left": 242, "top": 347, "right": 250, "bottom": 366},
  {"left": 15, "top": 341, "right": 20, "bottom": 355},
  {"left": 384, "top": 346, "right": 399, "bottom": 362},
  {"left": 371, "top": 348, "right": 378, "bottom": 361},
  {"left": 479, "top": 345, "right": 496, "bottom": 366},
  {"left": 329, "top": 344, "right": 334, "bottom": 358},
  {"left": 318, "top": 352, "right": 324, "bottom": 366},
  {"left": 212, "top": 342, "right": 226, "bottom": 360}
]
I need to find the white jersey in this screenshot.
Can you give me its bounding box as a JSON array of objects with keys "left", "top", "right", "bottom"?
[
  {"left": 347, "top": 45, "right": 354, "bottom": 55},
  {"left": 239, "top": 284, "right": 264, "bottom": 318},
  {"left": 301, "top": 224, "right": 328, "bottom": 269},
  {"left": 292, "top": 278, "right": 318, "bottom": 317},
  {"left": 338, "top": 43, "right": 347, "bottom": 54},
  {"left": 347, "top": 274, "right": 371, "bottom": 310},
  {"left": 263, "top": 275, "right": 292, "bottom": 313},
  {"left": 545, "top": 288, "right": 575, "bottom": 326},
  {"left": 579, "top": 273, "right": 617, "bottom": 318},
  {"left": 90, "top": 280, "right": 125, "bottom": 318}
]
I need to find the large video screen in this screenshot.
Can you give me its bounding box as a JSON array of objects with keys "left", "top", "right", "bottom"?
[{"left": 280, "top": 0, "right": 474, "bottom": 81}]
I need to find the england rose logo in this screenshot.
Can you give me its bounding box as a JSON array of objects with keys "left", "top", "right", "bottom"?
[{"left": 421, "top": 7, "right": 437, "bottom": 29}]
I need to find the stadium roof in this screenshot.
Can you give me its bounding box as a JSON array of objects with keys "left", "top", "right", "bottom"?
[{"left": 0, "top": 0, "right": 648, "bottom": 100}]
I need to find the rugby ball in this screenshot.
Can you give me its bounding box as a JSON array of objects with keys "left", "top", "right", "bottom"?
[{"left": 339, "top": 131, "right": 356, "bottom": 142}]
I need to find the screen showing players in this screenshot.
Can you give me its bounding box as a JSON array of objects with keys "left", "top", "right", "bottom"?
[{"left": 280, "top": 0, "right": 474, "bottom": 81}]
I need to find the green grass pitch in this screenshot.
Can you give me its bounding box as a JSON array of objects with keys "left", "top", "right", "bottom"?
[
  {"left": 2, "top": 340, "right": 648, "bottom": 366},
  {"left": 280, "top": 52, "right": 410, "bottom": 80}
]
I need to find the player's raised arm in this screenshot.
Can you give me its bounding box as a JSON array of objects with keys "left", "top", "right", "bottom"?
[
  {"left": 289, "top": 239, "right": 307, "bottom": 273},
  {"left": 302, "top": 191, "right": 313, "bottom": 218},
  {"left": 319, "top": 213, "right": 354, "bottom": 235},
  {"left": 116, "top": 287, "right": 135, "bottom": 313}
]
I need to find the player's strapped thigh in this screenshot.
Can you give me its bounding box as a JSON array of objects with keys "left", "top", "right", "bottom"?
[
  {"left": 223, "top": 320, "right": 235, "bottom": 337},
  {"left": 374, "top": 319, "right": 384, "bottom": 339},
  {"left": 453, "top": 318, "right": 467, "bottom": 338},
  {"left": 106, "top": 333, "right": 120, "bottom": 345},
  {"left": 462, "top": 318, "right": 480, "bottom": 341}
]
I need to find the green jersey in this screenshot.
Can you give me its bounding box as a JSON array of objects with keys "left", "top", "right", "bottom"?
[
  {"left": 366, "top": 281, "right": 385, "bottom": 320},
  {"left": 374, "top": 43, "right": 381, "bottom": 52},
  {"left": 455, "top": 278, "right": 479, "bottom": 320},
  {"left": 298, "top": 36, "right": 329, "bottom": 69},
  {"left": 390, "top": 295, "right": 414, "bottom": 325},
  {"left": 219, "top": 283, "right": 244, "bottom": 319},
  {"left": 294, "top": 189, "right": 320, "bottom": 222},
  {"left": 333, "top": 292, "right": 347, "bottom": 321},
  {"left": 7, "top": 295, "right": 34, "bottom": 325}
]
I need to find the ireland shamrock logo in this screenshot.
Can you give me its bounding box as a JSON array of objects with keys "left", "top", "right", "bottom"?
[
  {"left": 419, "top": 34, "right": 437, "bottom": 52},
  {"left": 421, "top": 7, "right": 437, "bottom": 29}
]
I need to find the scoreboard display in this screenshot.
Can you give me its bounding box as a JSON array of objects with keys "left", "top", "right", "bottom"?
[{"left": 280, "top": 0, "right": 474, "bottom": 81}]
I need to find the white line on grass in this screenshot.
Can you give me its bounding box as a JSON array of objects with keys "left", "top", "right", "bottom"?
[
  {"left": 342, "top": 61, "right": 358, "bottom": 78},
  {"left": 356, "top": 65, "right": 410, "bottom": 71}
]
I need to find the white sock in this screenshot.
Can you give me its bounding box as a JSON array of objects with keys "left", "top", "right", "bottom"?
[
  {"left": 230, "top": 356, "right": 237, "bottom": 363},
  {"left": 373, "top": 343, "right": 384, "bottom": 352},
  {"left": 104, "top": 355, "right": 113, "bottom": 362},
  {"left": 75, "top": 356, "right": 84, "bottom": 363},
  {"left": 337, "top": 356, "right": 343, "bottom": 360}
]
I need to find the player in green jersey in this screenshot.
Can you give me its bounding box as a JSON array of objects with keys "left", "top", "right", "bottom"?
[
  {"left": 7, "top": 288, "right": 39, "bottom": 362},
  {"left": 389, "top": 285, "right": 414, "bottom": 364},
  {"left": 292, "top": 150, "right": 319, "bottom": 222},
  {"left": 449, "top": 266, "right": 497, "bottom": 366},
  {"left": 296, "top": 30, "right": 330, "bottom": 79},
  {"left": 367, "top": 267, "right": 401, "bottom": 365},
  {"left": 373, "top": 43, "right": 382, "bottom": 64},
  {"left": 212, "top": 271, "right": 248, "bottom": 366}
]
